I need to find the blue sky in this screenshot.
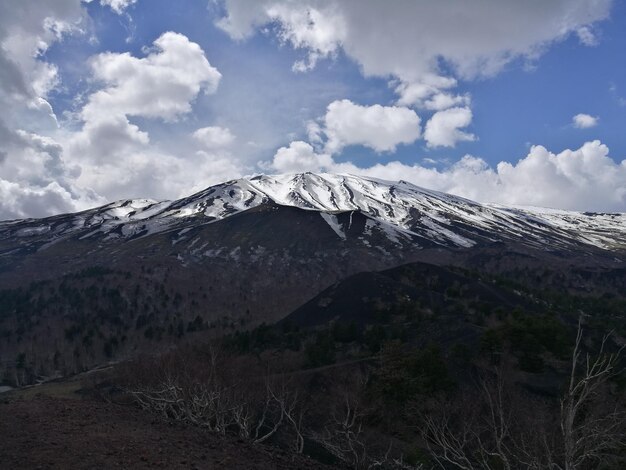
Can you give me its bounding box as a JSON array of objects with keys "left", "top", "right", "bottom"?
[{"left": 0, "top": 0, "right": 625, "bottom": 219}]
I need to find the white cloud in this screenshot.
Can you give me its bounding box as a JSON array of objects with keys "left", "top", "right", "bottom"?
[
  {"left": 0, "top": 5, "right": 243, "bottom": 218},
  {"left": 99, "top": 0, "right": 137, "bottom": 15},
  {"left": 266, "top": 4, "right": 347, "bottom": 72},
  {"left": 424, "top": 107, "right": 475, "bottom": 148},
  {"left": 83, "top": 0, "right": 137, "bottom": 15},
  {"left": 0, "top": 4, "right": 248, "bottom": 219},
  {"left": 0, "top": 1, "right": 99, "bottom": 219},
  {"left": 214, "top": 1, "right": 267, "bottom": 41},
  {"left": 0, "top": 127, "right": 103, "bottom": 220},
  {"left": 423, "top": 92, "right": 471, "bottom": 112},
  {"left": 0, "top": 179, "right": 100, "bottom": 220},
  {"left": 312, "top": 99, "right": 421, "bottom": 154},
  {"left": 266, "top": 139, "right": 626, "bottom": 212},
  {"left": 572, "top": 113, "right": 599, "bottom": 128},
  {"left": 218, "top": 0, "right": 610, "bottom": 155},
  {"left": 394, "top": 75, "right": 468, "bottom": 110},
  {"left": 72, "top": 147, "right": 245, "bottom": 202},
  {"left": 62, "top": 31, "right": 228, "bottom": 200},
  {"left": 68, "top": 114, "right": 149, "bottom": 163},
  {"left": 192, "top": 126, "right": 235, "bottom": 149},
  {"left": 576, "top": 26, "right": 598, "bottom": 46},
  {"left": 0, "top": 0, "right": 85, "bottom": 123},
  {"left": 185, "top": 151, "right": 244, "bottom": 194},
  {"left": 218, "top": 0, "right": 611, "bottom": 102},
  {"left": 271, "top": 141, "right": 333, "bottom": 173},
  {"left": 83, "top": 32, "right": 221, "bottom": 122}
]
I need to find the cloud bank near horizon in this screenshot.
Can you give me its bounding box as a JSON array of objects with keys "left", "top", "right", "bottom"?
[{"left": 266, "top": 140, "right": 626, "bottom": 213}]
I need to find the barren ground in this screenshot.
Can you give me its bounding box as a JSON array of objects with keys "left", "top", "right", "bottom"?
[{"left": 0, "top": 383, "right": 333, "bottom": 469}]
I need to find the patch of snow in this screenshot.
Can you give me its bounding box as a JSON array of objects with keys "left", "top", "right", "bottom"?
[
  {"left": 16, "top": 226, "right": 50, "bottom": 237},
  {"left": 203, "top": 248, "right": 224, "bottom": 258},
  {"left": 320, "top": 212, "right": 346, "bottom": 240}
]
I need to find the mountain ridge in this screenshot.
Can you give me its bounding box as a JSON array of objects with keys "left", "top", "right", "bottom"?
[
  {"left": 1, "top": 173, "right": 625, "bottom": 386},
  {"left": 1, "top": 173, "right": 625, "bottom": 254}
]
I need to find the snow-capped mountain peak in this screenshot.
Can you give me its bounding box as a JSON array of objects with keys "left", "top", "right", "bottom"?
[{"left": 1, "top": 173, "right": 625, "bottom": 253}]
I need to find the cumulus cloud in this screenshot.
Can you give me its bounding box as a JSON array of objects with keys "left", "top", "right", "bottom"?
[
  {"left": 265, "top": 140, "right": 626, "bottom": 212},
  {"left": 393, "top": 75, "right": 470, "bottom": 110},
  {"left": 271, "top": 141, "right": 333, "bottom": 173},
  {"left": 220, "top": 0, "right": 610, "bottom": 80},
  {"left": 424, "top": 107, "right": 475, "bottom": 148},
  {"left": 0, "top": 128, "right": 104, "bottom": 220},
  {"left": 99, "top": 0, "right": 137, "bottom": 15},
  {"left": 83, "top": 0, "right": 137, "bottom": 14},
  {"left": 218, "top": 0, "right": 610, "bottom": 104},
  {"left": 576, "top": 26, "right": 599, "bottom": 46},
  {"left": 218, "top": 0, "right": 611, "bottom": 163},
  {"left": 267, "top": 4, "right": 347, "bottom": 72},
  {"left": 72, "top": 31, "right": 221, "bottom": 168},
  {"left": 572, "top": 113, "right": 599, "bottom": 128},
  {"left": 68, "top": 114, "right": 149, "bottom": 163},
  {"left": 71, "top": 147, "right": 245, "bottom": 203},
  {"left": 423, "top": 92, "right": 470, "bottom": 112},
  {"left": 0, "top": 0, "right": 84, "bottom": 130},
  {"left": 83, "top": 32, "right": 221, "bottom": 122},
  {"left": 310, "top": 99, "right": 421, "bottom": 154},
  {"left": 192, "top": 126, "right": 235, "bottom": 149},
  {"left": 0, "top": 1, "right": 99, "bottom": 219},
  {"left": 64, "top": 31, "right": 227, "bottom": 200},
  {"left": 0, "top": 180, "right": 79, "bottom": 220},
  {"left": 0, "top": 2, "right": 245, "bottom": 219},
  {"left": 0, "top": 1, "right": 85, "bottom": 111}
]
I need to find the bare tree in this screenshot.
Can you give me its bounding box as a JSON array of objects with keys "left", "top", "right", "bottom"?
[
  {"left": 421, "top": 401, "right": 477, "bottom": 470},
  {"left": 420, "top": 360, "right": 550, "bottom": 470},
  {"left": 270, "top": 383, "right": 307, "bottom": 454},
  {"left": 311, "top": 393, "right": 369, "bottom": 468},
  {"left": 421, "top": 373, "right": 522, "bottom": 470},
  {"left": 420, "top": 317, "right": 625, "bottom": 470},
  {"left": 310, "top": 385, "right": 424, "bottom": 469},
  {"left": 558, "top": 317, "right": 625, "bottom": 470},
  {"left": 124, "top": 343, "right": 311, "bottom": 451}
]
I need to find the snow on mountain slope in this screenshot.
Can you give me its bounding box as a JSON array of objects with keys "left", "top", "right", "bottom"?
[
  {"left": 0, "top": 173, "right": 624, "bottom": 253},
  {"left": 489, "top": 204, "right": 626, "bottom": 250}
]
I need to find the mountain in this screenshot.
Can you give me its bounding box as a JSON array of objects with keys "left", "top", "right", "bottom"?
[
  {"left": 282, "top": 258, "right": 626, "bottom": 348},
  {"left": 2, "top": 173, "right": 625, "bottom": 255},
  {"left": 0, "top": 173, "right": 625, "bottom": 384},
  {"left": 281, "top": 260, "right": 534, "bottom": 329}
]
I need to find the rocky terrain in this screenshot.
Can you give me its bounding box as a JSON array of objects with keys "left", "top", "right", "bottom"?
[{"left": 0, "top": 389, "right": 334, "bottom": 469}]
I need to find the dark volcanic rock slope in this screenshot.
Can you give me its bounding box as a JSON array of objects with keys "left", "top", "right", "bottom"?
[{"left": 0, "top": 173, "right": 624, "bottom": 383}]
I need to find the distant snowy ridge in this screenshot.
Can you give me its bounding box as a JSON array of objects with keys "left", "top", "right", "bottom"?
[{"left": 1, "top": 173, "right": 625, "bottom": 251}]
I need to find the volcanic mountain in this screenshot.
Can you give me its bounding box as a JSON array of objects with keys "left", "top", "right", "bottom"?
[
  {"left": 0, "top": 173, "right": 624, "bottom": 382},
  {"left": 2, "top": 173, "right": 626, "bottom": 253}
]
